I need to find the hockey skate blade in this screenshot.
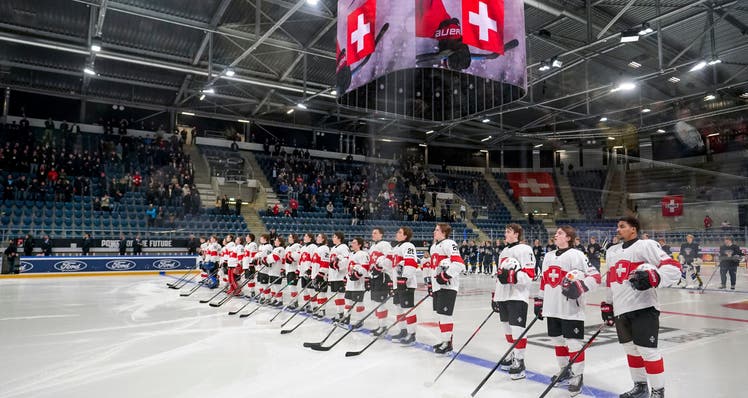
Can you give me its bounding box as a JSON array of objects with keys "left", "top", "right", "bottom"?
[
  {"left": 302, "top": 342, "right": 319, "bottom": 348},
  {"left": 423, "top": 381, "right": 434, "bottom": 388},
  {"left": 308, "top": 344, "right": 332, "bottom": 352}
]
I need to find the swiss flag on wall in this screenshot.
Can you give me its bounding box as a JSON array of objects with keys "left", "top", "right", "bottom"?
[
  {"left": 462, "top": 0, "right": 505, "bottom": 54},
  {"left": 346, "top": 0, "right": 377, "bottom": 66},
  {"left": 507, "top": 172, "right": 556, "bottom": 198},
  {"left": 661, "top": 195, "right": 684, "bottom": 217}
]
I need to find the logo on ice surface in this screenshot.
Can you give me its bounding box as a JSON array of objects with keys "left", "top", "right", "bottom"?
[
  {"left": 105, "top": 260, "right": 137, "bottom": 271},
  {"left": 153, "top": 259, "right": 180, "bottom": 270},
  {"left": 18, "top": 261, "right": 34, "bottom": 273},
  {"left": 53, "top": 260, "right": 88, "bottom": 272}
]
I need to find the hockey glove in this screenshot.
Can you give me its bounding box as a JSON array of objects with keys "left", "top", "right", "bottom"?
[
  {"left": 629, "top": 269, "right": 660, "bottom": 291},
  {"left": 364, "top": 277, "right": 371, "bottom": 292},
  {"left": 561, "top": 278, "right": 588, "bottom": 300},
  {"left": 496, "top": 268, "right": 517, "bottom": 284},
  {"left": 533, "top": 298, "right": 544, "bottom": 320},
  {"left": 435, "top": 271, "right": 452, "bottom": 285},
  {"left": 396, "top": 277, "right": 408, "bottom": 291},
  {"left": 491, "top": 300, "right": 501, "bottom": 313},
  {"left": 330, "top": 257, "right": 340, "bottom": 271},
  {"left": 280, "top": 269, "right": 286, "bottom": 278},
  {"left": 305, "top": 268, "right": 312, "bottom": 277},
  {"left": 370, "top": 264, "right": 384, "bottom": 278},
  {"left": 314, "top": 273, "right": 326, "bottom": 285},
  {"left": 424, "top": 277, "right": 433, "bottom": 296},
  {"left": 348, "top": 270, "right": 362, "bottom": 281},
  {"left": 600, "top": 302, "right": 615, "bottom": 326}
]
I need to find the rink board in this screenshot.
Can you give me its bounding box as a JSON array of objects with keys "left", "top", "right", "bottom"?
[{"left": 15, "top": 255, "right": 198, "bottom": 274}]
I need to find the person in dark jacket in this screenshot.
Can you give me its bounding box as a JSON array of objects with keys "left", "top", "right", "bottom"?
[
  {"left": 532, "top": 239, "right": 545, "bottom": 277},
  {"left": 481, "top": 241, "right": 494, "bottom": 275},
  {"left": 40, "top": 235, "right": 53, "bottom": 256},
  {"left": 23, "top": 234, "right": 34, "bottom": 256},
  {"left": 118, "top": 234, "right": 127, "bottom": 256},
  {"left": 187, "top": 235, "right": 199, "bottom": 255},
  {"left": 81, "top": 233, "right": 93, "bottom": 256},
  {"left": 718, "top": 237, "right": 743, "bottom": 290},
  {"left": 4, "top": 239, "right": 19, "bottom": 274},
  {"left": 586, "top": 237, "right": 602, "bottom": 271},
  {"left": 132, "top": 235, "right": 143, "bottom": 255}
]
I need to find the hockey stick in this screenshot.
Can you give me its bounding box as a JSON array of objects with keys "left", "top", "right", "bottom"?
[
  {"left": 415, "top": 39, "right": 519, "bottom": 66},
  {"left": 303, "top": 300, "right": 361, "bottom": 348},
  {"left": 309, "top": 295, "right": 393, "bottom": 352},
  {"left": 209, "top": 273, "right": 245, "bottom": 307},
  {"left": 426, "top": 309, "right": 495, "bottom": 387},
  {"left": 698, "top": 265, "right": 720, "bottom": 294},
  {"left": 267, "top": 284, "right": 302, "bottom": 322},
  {"left": 170, "top": 271, "right": 200, "bottom": 289},
  {"left": 167, "top": 268, "right": 197, "bottom": 288},
  {"left": 179, "top": 278, "right": 207, "bottom": 297},
  {"left": 470, "top": 315, "right": 540, "bottom": 397},
  {"left": 199, "top": 283, "right": 230, "bottom": 304},
  {"left": 279, "top": 291, "right": 340, "bottom": 334},
  {"left": 344, "top": 293, "right": 430, "bottom": 357},
  {"left": 278, "top": 284, "right": 322, "bottom": 327},
  {"left": 238, "top": 274, "right": 286, "bottom": 318},
  {"left": 538, "top": 323, "right": 606, "bottom": 398},
  {"left": 226, "top": 264, "right": 271, "bottom": 314}
]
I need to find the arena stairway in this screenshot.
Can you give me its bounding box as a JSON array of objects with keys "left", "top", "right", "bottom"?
[
  {"left": 483, "top": 172, "right": 525, "bottom": 219},
  {"left": 554, "top": 172, "right": 582, "bottom": 219}
]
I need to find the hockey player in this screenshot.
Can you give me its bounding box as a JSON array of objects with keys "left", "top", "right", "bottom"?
[
  {"left": 677, "top": 234, "right": 701, "bottom": 288},
  {"left": 329, "top": 232, "right": 351, "bottom": 321},
  {"left": 265, "top": 236, "right": 286, "bottom": 307},
  {"left": 368, "top": 227, "right": 393, "bottom": 336},
  {"left": 229, "top": 236, "right": 246, "bottom": 296},
  {"left": 224, "top": 235, "right": 240, "bottom": 295},
  {"left": 253, "top": 234, "right": 274, "bottom": 304},
  {"left": 311, "top": 233, "right": 331, "bottom": 318},
  {"left": 284, "top": 234, "right": 302, "bottom": 309},
  {"left": 535, "top": 226, "right": 601, "bottom": 396},
  {"left": 602, "top": 216, "right": 681, "bottom": 398},
  {"left": 430, "top": 222, "right": 465, "bottom": 354},
  {"left": 491, "top": 223, "right": 536, "bottom": 380},
  {"left": 344, "top": 237, "right": 369, "bottom": 329},
  {"left": 389, "top": 227, "right": 419, "bottom": 345},
  {"left": 203, "top": 235, "right": 221, "bottom": 288},
  {"left": 298, "top": 233, "right": 318, "bottom": 312},
  {"left": 243, "top": 234, "right": 258, "bottom": 298}
]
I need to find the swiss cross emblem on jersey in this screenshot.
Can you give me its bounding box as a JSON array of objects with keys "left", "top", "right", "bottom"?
[
  {"left": 346, "top": 0, "right": 377, "bottom": 66},
  {"left": 543, "top": 265, "right": 567, "bottom": 288},
  {"left": 462, "top": 0, "right": 505, "bottom": 54},
  {"left": 609, "top": 260, "right": 638, "bottom": 284}
]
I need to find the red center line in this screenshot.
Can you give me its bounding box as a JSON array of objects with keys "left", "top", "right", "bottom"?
[{"left": 586, "top": 303, "right": 748, "bottom": 323}]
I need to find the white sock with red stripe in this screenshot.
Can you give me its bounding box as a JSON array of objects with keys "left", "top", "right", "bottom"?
[
  {"left": 639, "top": 345, "right": 665, "bottom": 389},
  {"left": 623, "top": 342, "right": 648, "bottom": 383},
  {"left": 405, "top": 314, "right": 417, "bottom": 334},
  {"left": 438, "top": 314, "right": 453, "bottom": 342},
  {"left": 551, "top": 336, "right": 569, "bottom": 368},
  {"left": 567, "top": 338, "right": 585, "bottom": 374},
  {"left": 376, "top": 309, "right": 388, "bottom": 327},
  {"left": 335, "top": 298, "right": 346, "bottom": 316},
  {"left": 511, "top": 325, "right": 527, "bottom": 359}
]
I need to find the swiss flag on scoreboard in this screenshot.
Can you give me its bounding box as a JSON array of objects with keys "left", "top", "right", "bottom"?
[
  {"left": 462, "top": 0, "right": 505, "bottom": 54},
  {"left": 346, "top": 0, "right": 377, "bottom": 66},
  {"left": 661, "top": 195, "right": 684, "bottom": 217},
  {"left": 507, "top": 172, "right": 556, "bottom": 198}
]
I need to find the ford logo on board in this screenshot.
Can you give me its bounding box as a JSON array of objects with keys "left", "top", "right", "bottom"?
[
  {"left": 105, "top": 260, "right": 137, "bottom": 271},
  {"left": 153, "top": 259, "right": 180, "bottom": 270},
  {"left": 53, "top": 260, "right": 88, "bottom": 272},
  {"left": 18, "top": 261, "right": 34, "bottom": 273}
]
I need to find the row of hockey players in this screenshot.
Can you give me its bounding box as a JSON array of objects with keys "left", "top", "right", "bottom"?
[
  {"left": 195, "top": 223, "right": 465, "bottom": 354},
  {"left": 196, "top": 216, "right": 681, "bottom": 398}
]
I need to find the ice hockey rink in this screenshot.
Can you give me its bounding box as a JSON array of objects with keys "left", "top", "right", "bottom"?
[{"left": 1, "top": 271, "right": 747, "bottom": 398}]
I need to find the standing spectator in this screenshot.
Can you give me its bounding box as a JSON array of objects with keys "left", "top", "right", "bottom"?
[
  {"left": 326, "top": 201, "right": 334, "bottom": 218},
  {"left": 235, "top": 197, "right": 243, "bottom": 216},
  {"left": 101, "top": 194, "right": 111, "bottom": 212},
  {"left": 43, "top": 118, "right": 55, "bottom": 145},
  {"left": 40, "top": 235, "right": 52, "bottom": 256},
  {"left": 187, "top": 235, "right": 199, "bottom": 255},
  {"left": 459, "top": 203, "right": 466, "bottom": 221},
  {"left": 586, "top": 237, "right": 602, "bottom": 271},
  {"left": 573, "top": 237, "right": 586, "bottom": 253},
  {"left": 718, "top": 237, "right": 743, "bottom": 290},
  {"left": 221, "top": 194, "right": 230, "bottom": 215},
  {"left": 481, "top": 241, "right": 494, "bottom": 275},
  {"left": 81, "top": 233, "right": 93, "bottom": 256},
  {"left": 22, "top": 233, "right": 34, "bottom": 256},
  {"left": 146, "top": 204, "right": 157, "bottom": 228},
  {"left": 118, "top": 234, "right": 127, "bottom": 256},
  {"left": 4, "top": 239, "right": 19, "bottom": 274},
  {"left": 289, "top": 197, "right": 299, "bottom": 217},
  {"left": 133, "top": 235, "right": 143, "bottom": 256},
  {"left": 704, "top": 215, "right": 713, "bottom": 229},
  {"left": 545, "top": 238, "right": 557, "bottom": 254},
  {"left": 532, "top": 239, "right": 544, "bottom": 277}
]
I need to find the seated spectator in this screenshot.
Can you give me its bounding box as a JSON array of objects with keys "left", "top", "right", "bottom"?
[
  {"left": 40, "top": 235, "right": 52, "bottom": 256},
  {"left": 146, "top": 204, "right": 157, "bottom": 227},
  {"left": 326, "top": 201, "right": 334, "bottom": 218},
  {"left": 101, "top": 194, "right": 111, "bottom": 212}
]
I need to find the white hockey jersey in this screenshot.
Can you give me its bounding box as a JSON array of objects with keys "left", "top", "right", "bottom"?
[
  {"left": 346, "top": 250, "right": 370, "bottom": 291},
  {"left": 539, "top": 248, "right": 601, "bottom": 321},
  {"left": 312, "top": 244, "right": 330, "bottom": 279},
  {"left": 199, "top": 242, "right": 209, "bottom": 263},
  {"left": 368, "top": 240, "right": 393, "bottom": 273},
  {"left": 225, "top": 242, "right": 237, "bottom": 268},
  {"left": 493, "top": 242, "right": 536, "bottom": 303},
  {"left": 299, "top": 243, "right": 317, "bottom": 277},
  {"left": 604, "top": 239, "right": 682, "bottom": 316},
  {"left": 329, "top": 244, "right": 351, "bottom": 282},
  {"left": 243, "top": 241, "right": 258, "bottom": 269},
  {"left": 429, "top": 239, "right": 465, "bottom": 292},
  {"left": 284, "top": 243, "right": 302, "bottom": 274},
  {"left": 207, "top": 242, "right": 221, "bottom": 263},
  {"left": 265, "top": 246, "right": 286, "bottom": 277},
  {"left": 254, "top": 243, "right": 274, "bottom": 273},
  {"left": 234, "top": 243, "right": 245, "bottom": 269},
  {"left": 391, "top": 241, "right": 419, "bottom": 288}
]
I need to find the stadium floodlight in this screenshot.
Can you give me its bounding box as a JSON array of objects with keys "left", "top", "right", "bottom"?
[
  {"left": 297, "top": 103, "right": 308, "bottom": 109},
  {"left": 656, "top": 129, "right": 665, "bottom": 133},
  {"left": 83, "top": 67, "right": 96, "bottom": 75},
  {"left": 481, "top": 136, "right": 492, "bottom": 142},
  {"left": 199, "top": 94, "right": 206, "bottom": 101},
  {"left": 611, "top": 81, "right": 637, "bottom": 93},
  {"left": 534, "top": 144, "right": 543, "bottom": 148},
  {"left": 481, "top": 118, "right": 490, "bottom": 123},
  {"left": 628, "top": 61, "right": 641, "bottom": 69},
  {"left": 425, "top": 130, "right": 435, "bottom": 135},
  {"left": 238, "top": 119, "right": 250, "bottom": 123},
  {"left": 551, "top": 58, "right": 563, "bottom": 68},
  {"left": 330, "top": 89, "right": 337, "bottom": 96},
  {"left": 286, "top": 108, "right": 295, "bottom": 114},
  {"left": 600, "top": 117, "right": 608, "bottom": 122},
  {"left": 638, "top": 23, "right": 654, "bottom": 35},
  {"left": 704, "top": 94, "right": 716, "bottom": 101},
  {"left": 538, "top": 62, "right": 551, "bottom": 71},
  {"left": 690, "top": 60, "right": 707, "bottom": 72},
  {"left": 620, "top": 29, "right": 640, "bottom": 43},
  {"left": 181, "top": 111, "right": 195, "bottom": 116},
  {"left": 641, "top": 108, "right": 651, "bottom": 113},
  {"left": 607, "top": 137, "right": 616, "bottom": 140},
  {"left": 224, "top": 69, "right": 235, "bottom": 77}
]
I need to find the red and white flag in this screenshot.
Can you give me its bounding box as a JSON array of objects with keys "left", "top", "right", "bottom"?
[
  {"left": 346, "top": 0, "right": 377, "bottom": 66},
  {"left": 661, "top": 195, "right": 683, "bottom": 217},
  {"left": 507, "top": 172, "right": 556, "bottom": 199},
  {"left": 461, "top": 0, "right": 504, "bottom": 54}
]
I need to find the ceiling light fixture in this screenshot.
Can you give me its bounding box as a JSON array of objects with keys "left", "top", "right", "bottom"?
[
  {"left": 638, "top": 23, "right": 654, "bottom": 35},
  {"left": 534, "top": 144, "right": 543, "bottom": 148},
  {"left": 551, "top": 58, "right": 563, "bottom": 68},
  {"left": 297, "top": 103, "right": 308, "bottom": 109},
  {"left": 330, "top": 89, "right": 337, "bottom": 96},
  {"left": 83, "top": 67, "right": 96, "bottom": 75},
  {"left": 224, "top": 69, "right": 235, "bottom": 77},
  {"left": 689, "top": 60, "right": 707, "bottom": 72},
  {"left": 620, "top": 29, "right": 640, "bottom": 43},
  {"left": 201, "top": 87, "right": 215, "bottom": 94},
  {"left": 419, "top": 143, "right": 427, "bottom": 147},
  {"left": 425, "top": 130, "right": 435, "bottom": 135},
  {"left": 181, "top": 111, "right": 195, "bottom": 116},
  {"left": 641, "top": 108, "right": 651, "bottom": 113},
  {"left": 90, "top": 44, "right": 101, "bottom": 52},
  {"left": 607, "top": 136, "right": 616, "bottom": 140},
  {"left": 381, "top": 138, "right": 393, "bottom": 142},
  {"left": 238, "top": 119, "right": 250, "bottom": 123},
  {"left": 740, "top": 92, "right": 748, "bottom": 99},
  {"left": 707, "top": 58, "right": 722, "bottom": 66},
  {"left": 599, "top": 117, "right": 608, "bottom": 122},
  {"left": 481, "top": 136, "right": 492, "bottom": 142},
  {"left": 707, "top": 132, "right": 720, "bottom": 137},
  {"left": 611, "top": 81, "right": 637, "bottom": 92},
  {"left": 656, "top": 129, "right": 665, "bottom": 133},
  {"left": 199, "top": 94, "right": 206, "bottom": 101},
  {"left": 286, "top": 108, "right": 294, "bottom": 114},
  {"left": 704, "top": 94, "right": 716, "bottom": 101},
  {"left": 668, "top": 76, "right": 681, "bottom": 83},
  {"left": 479, "top": 149, "right": 488, "bottom": 153},
  {"left": 628, "top": 61, "right": 641, "bottom": 69},
  {"left": 306, "top": 0, "right": 319, "bottom": 5},
  {"left": 481, "top": 118, "right": 490, "bottom": 123},
  {"left": 538, "top": 62, "right": 551, "bottom": 71}
]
